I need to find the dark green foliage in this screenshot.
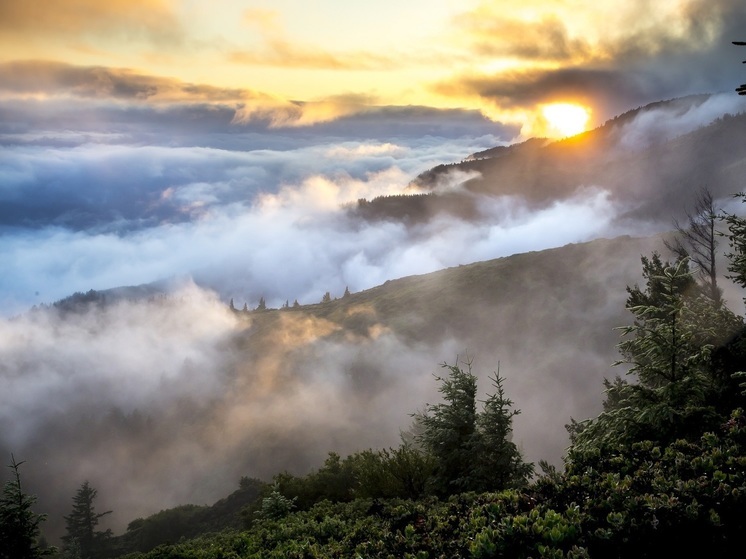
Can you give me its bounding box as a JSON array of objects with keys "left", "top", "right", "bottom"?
[
  {"left": 414, "top": 360, "right": 479, "bottom": 494},
  {"left": 0, "top": 455, "right": 54, "bottom": 559},
  {"left": 473, "top": 370, "right": 534, "bottom": 490},
  {"left": 255, "top": 297, "right": 266, "bottom": 311},
  {"left": 255, "top": 485, "right": 296, "bottom": 521},
  {"left": 111, "top": 478, "right": 263, "bottom": 555},
  {"left": 570, "top": 253, "right": 743, "bottom": 455},
  {"left": 415, "top": 359, "right": 532, "bottom": 495},
  {"left": 62, "top": 481, "right": 112, "bottom": 559},
  {"left": 724, "top": 192, "right": 746, "bottom": 290},
  {"left": 118, "top": 414, "right": 746, "bottom": 558}
]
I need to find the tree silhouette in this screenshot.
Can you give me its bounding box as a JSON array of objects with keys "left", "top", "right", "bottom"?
[
  {"left": 734, "top": 41, "right": 746, "bottom": 95},
  {"left": 664, "top": 187, "right": 721, "bottom": 305},
  {"left": 62, "top": 481, "right": 111, "bottom": 559},
  {"left": 0, "top": 455, "right": 54, "bottom": 559}
]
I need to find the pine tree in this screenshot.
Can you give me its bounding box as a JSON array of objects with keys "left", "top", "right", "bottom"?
[
  {"left": 343, "top": 286, "right": 351, "bottom": 298},
  {"left": 256, "top": 297, "right": 266, "bottom": 311},
  {"left": 321, "top": 292, "right": 331, "bottom": 303},
  {"left": 414, "top": 359, "right": 531, "bottom": 495},
  {"left": 472, "top": 369, "right": 533, "bottom": 490},
  {"left": 0, "top": 455, "right": 54, "bottom": 559},
  {"left": 414, "top": 359, "right": 478, "bottom": 494},
  {"left": 570, "top": 254, "right": 742, "bottom": 455},
  {"left": 62, "top": 481, "right": 111, "bottom": 559}
]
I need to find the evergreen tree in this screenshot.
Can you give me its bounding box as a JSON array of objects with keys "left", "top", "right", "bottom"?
[
  {"left": 62, "top": 481, "right": 112, "bottom": 559},
  {"left": 292, "top": 299, "right": 300, "bottom": 308},
  {"left": 321, "top": 292, "right": 331, "bottom": 303},
  {"left": 242, "top": 302, "right": 248, "bottom": 312},
  {"left": 256, "top": 297, "right": 266, "bottom": 311},
  {"left": 343, "top": 286, "right": 351, "bottom": 298},
  {"left": 414, "top": 359, "right": 530, "bottom": 494},
  {"left": 570, "top": 254, "right": 742, "bottom": 455},
  {"left": 228, "top": 298, "right": 235, "bottom": 311},
  {"left": 472, "top": 369, "right": 533, "bottom": 490},
  {"left": 0, "top": 455, "right": 54, "bottom": 559},
  {"left": 414, "top": 359, "right": 478, "bottom": 495}
]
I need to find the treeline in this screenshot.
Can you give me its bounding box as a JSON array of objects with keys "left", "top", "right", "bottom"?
[{"left": 228, "top": 286, "right": 352, "bottom": 314}]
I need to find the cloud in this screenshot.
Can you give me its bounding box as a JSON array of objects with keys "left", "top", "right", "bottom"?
[
  {"left": 0, "top": 283, "right": 460, "bottom": 537},
  {"left": 0, "top": 60, "right": 267, "bottom": 104},
  {"left": 436, "top": 0, "right": 746, "bottom": 124},
  {"left": 0, "top": 0, "right": 181, "bottom": 43},
  {"left": 231, "top": 8, "right": 397, "bottom": 71}
]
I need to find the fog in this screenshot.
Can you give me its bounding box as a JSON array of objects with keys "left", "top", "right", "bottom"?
[{"left": 2, "top": 91, "right": 746, "bottom": 540}]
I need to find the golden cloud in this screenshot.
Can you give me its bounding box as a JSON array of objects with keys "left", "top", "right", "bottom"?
[
  {"left": 228, "top": 39, "right": 395, "bottom": 71},
  {"left": 0, "top": 0, "right": 180, "bottom": 40}
]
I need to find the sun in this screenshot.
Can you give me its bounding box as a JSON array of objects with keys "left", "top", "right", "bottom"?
[{"left": 541, "top": 103, "right": 591, "bottom": 138}]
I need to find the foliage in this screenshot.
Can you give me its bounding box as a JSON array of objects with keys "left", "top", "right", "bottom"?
[
  {"left": 415, "top": 359, "right": 532, "bottom": 495},
  {"left": 115, "top": 409, "right": 746, "bottom": 558},
  {"left": 62, "top": 481, "right": 112, "bottom": 559},
  {"left": 0, "top": 455, "right": 54, "bottom": 559},
  {"left": 570, "top": 253, "right": 743, "bottom": 455},
  {"left": 256, "top": 485, "right": 295, "bottom": 521}
]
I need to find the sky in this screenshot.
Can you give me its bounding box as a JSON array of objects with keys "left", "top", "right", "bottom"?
[
  {"left": 2, "top": 0, "right": 746, "bottom": 536},
  {"left": 1, "top": 0, "right": 745, "bottom": 313}
]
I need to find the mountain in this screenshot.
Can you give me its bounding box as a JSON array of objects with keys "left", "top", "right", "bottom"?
[{"left": 351, "top": 95, "right": 746, "bottom": 225}]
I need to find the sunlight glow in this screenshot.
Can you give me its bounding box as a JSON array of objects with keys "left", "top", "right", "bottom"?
[{"left": 541, "top": 103, "right": 591, "bottom": 137}]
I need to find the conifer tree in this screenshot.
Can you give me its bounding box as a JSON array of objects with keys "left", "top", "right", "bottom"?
[
  {"left": 415, "top": 358, "right": 530, "bottom": 495},
  {"left": 0, "top": 455, "right": 53, "bottom": 559},
  {"left": 62, "top": 481, "right": 111, "bottom": 559},
  {"left": 473, "top": 370, "right": 533, "bottom": 490}
]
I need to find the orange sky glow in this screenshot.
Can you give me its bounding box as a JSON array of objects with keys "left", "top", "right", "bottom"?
[{"left": 0, "top": 0, "right": 738, "bottom": 138}]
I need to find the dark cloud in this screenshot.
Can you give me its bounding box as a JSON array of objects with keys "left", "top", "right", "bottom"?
[
  {"left": 437, "top": 0, "right": 746, "bottom": 122},
  {"left": 0, "top": 61, "right": 261, "bottom": 103},
  {"left": 453, "top": 13, "right": 592, "bottom": 62}
]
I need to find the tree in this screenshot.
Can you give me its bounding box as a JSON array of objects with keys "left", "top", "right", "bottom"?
[
  {"left": 242, "top": 302, "right": 248, "bottom": 312},
  {"left": 228, "top": 298, "right": 235, "bottom": 311},
  {"left": 734, "top": 41, "right": 746, "bottom": 95},
  {"left": 0, "top": 455, "right": 54, "bottom": 559},
  {"left": 62, "top": 481, "right": 112, "bottom": 559},
  {"left": 665, "top": 187, "right": 722, "bottom": 304},
  {"left": 723, "top": 192, "right": 746, "bottom": 291},
  {"left": 414, "top": 358, "right": 531, "bottom": 495},
  {"left": 414, "top": 359, "right": 478, "bottom": 494},
  {"left": 255, "top": 297, "right": 266, "bottom": 311},
  {"left": 321, "top": 291, "right": 331, "bottom": 303},
  {"left": 570, "top": 254, "right": 742, "bottom": 455},
  {"left": 472, "top": 369, "right": 533, "bottom": 490},
  {"left": 343, "top": 286, "right": 351, "bottom": 298}
]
